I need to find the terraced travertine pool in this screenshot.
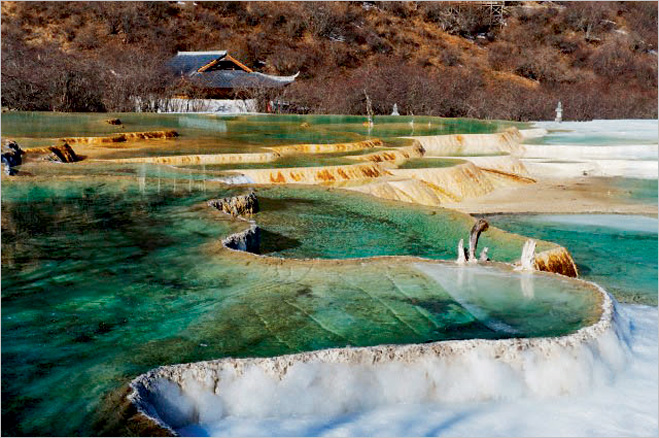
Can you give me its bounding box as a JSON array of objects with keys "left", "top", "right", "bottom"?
[
  {"left": 0, "top": 112, "right": 652, "bottom": 437},
  {"left": 0, "top": 178, "right": 600, "bottom": 437}
]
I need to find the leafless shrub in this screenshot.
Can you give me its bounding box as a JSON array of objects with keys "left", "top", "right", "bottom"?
[
  {"left": 590, "top": 37, "right": 637, "bottom": 79},
  {"left": 561, "top": 1, "right": 613, "bottom": 42},
  {"left": 420, "top": 2, "right": 497, "bottom": 38}
]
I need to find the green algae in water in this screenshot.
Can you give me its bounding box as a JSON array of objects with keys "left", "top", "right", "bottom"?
[
  {"left": 488, "top": 213, "right": 658, "bottom": 305},
  {"left": 255, "top": 185, "right": 554, "bottom": 262},
  {"left": 397, "top": 157, "right": 466, "bottom": 169},
  {"left": 2, "top": 178, "right": 599, "bottom": 436}
]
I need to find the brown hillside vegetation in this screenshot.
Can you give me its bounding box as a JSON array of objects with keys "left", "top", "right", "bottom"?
[{"left": 1, "top": 1, "right": 657, "bottom": 120}]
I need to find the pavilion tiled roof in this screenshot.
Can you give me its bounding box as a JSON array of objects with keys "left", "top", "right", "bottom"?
[{"left": 168, "top": 51, "right": 298, "bottom": 89}]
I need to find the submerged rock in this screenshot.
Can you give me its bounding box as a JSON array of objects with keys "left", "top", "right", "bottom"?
[
  {"left": 208, "top": 192, "right": 259, "bottom": 217},
  {"left": 1, "top": 140, "right": 25, "bottom": 175},
  {"left": 222, "top": 223, "right": 261, "bottom": 253}
]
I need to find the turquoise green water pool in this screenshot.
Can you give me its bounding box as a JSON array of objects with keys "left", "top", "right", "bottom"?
[
  {"left": 488, "top": 214, "right": 658, "bottom": 305},
  {"left": 254, "top": 186, "right": 553, "bottom": 261}
]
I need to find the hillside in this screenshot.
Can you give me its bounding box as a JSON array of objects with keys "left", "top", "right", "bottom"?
[{"left": 1, "top": 1, "right": 657, "bottom": 120}]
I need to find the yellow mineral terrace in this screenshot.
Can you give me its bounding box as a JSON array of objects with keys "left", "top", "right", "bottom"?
[
  {"left": 234, "top": 162, "right": 391, "bottom": 184},
  {"left": 61, "top": 130, "right": 179, "bottom": 145},
  {"left": 269, "top": 139, "right": 383, "bottom": 155}
]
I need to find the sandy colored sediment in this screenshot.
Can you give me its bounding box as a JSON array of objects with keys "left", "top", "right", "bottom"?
[
  {"left": 460, "top": 156, "right": 533, "bottom": 178},
  {"left": 405, "top": 128, "right": 525, "bottom": 156},
  {"left": 24, "top": 143, "right": 79, "bottom": 163},
  {"left": 347, "top": 178, "right": 458, "bottom": 206},
  {"left": 390, "top": 162, "right": 533, "bottom": 200}
]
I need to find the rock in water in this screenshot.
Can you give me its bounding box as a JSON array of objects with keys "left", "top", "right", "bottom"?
[
  {"left": 45, "top": 143, "right": 79, "bottom": 163},
  {"left": 1, "top": 140, "right": 25, "bottom": 175},
  {"left": 468, "top": 218, "right": 489, "bottom": 263},
  {"left": 208, "top": 192, "right": 259, "bottom": 218},
  {"left": 106, "top": 118, "right": 122, "bottom": 125},
  {"left": 535, "top": 247, "right": 578, "bottom": 277},
  {"left": 222, "top": 223, "right": 261, "bottom": 253},
  {"left": 23, "top": 143, "right": 80, "bottom": 163}
]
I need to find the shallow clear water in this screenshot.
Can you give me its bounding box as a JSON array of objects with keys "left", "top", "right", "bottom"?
[
  {"left": 605, "top": 177, "right": 658, "bottom": 205},
  {"left": 177, "top": 304, "right": 657, "bottom": 438},
  {"left": 488, "top": 214, "right": 658, "bottom": 305}
]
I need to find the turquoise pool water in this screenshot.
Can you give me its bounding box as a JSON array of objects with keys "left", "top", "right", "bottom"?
[
  {"left": 255, "top": 186, "right": 553, "bottom": 261},
  {"left": 488, "top": 214, "right": 658, "bottom": 305},
  {"left": 1, "top": 112, "right": 523, "bottom": 162}
]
